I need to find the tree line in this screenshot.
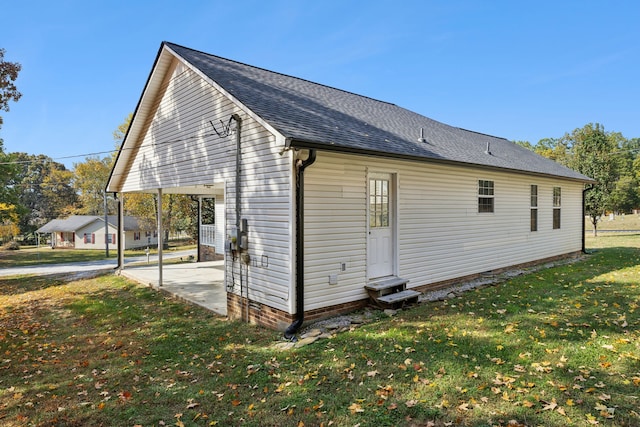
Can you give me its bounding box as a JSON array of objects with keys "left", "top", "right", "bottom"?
[{"left": 517, "top": 124, "right": 640, "bottom": 235}]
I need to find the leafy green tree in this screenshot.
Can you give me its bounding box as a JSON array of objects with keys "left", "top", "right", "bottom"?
[
  {"left": 535, "top": 137, "right": 571, "bottom": 166},
  {"left": 73, "top": 156, "right": 113, "bottom": 215},
  {"left": 621, "top": 137, "right": 640, "bottom": 177},
  {"left": 123, "top": 192, "right": 156, "bottom": 231},
  {"left": 123, "top": 192, "right": 196, "bottom": 241},
  {"left": 514, "top": 140, "right": 534, "bottom": 150},
  {"left": 0, "top": 143, "right": 24, "bottom": 230},
  {"left": 42, "top": 167, "right": 77, "bottom": 218},
  {"left": 608, "top": 175, "right": 640, "bottom": 214},
  {"left": 0, "top": 48, "right": 23, "bottom": 234},
  {"left": 608, "top": 137, "right": 640, "bottom": 214},
  {"left": 11, "top": 153, "right": 77, "bottom": 233},
  {"left": 566, "top": 123, "right": 622, "bottom": 236},
  {"left": 0, "top": 48, "right": 21, "bottom": 130},
  {"left": 113, "top": 113, "right": 132, "bottom": 146},
  {"left": 0, "top": 141, "right": 23, "bottom": 226}
]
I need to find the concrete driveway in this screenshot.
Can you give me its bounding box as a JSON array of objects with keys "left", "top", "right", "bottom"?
[{"left": 0, "top": 249, "right": 197, "bottom": 277}]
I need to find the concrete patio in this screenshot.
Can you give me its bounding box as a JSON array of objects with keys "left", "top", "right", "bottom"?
[{"left": 119, "top": 260, "right": 227, "bottom": 316}]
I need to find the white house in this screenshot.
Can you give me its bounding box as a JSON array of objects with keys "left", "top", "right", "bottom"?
[
  {"left": 36, "top": 215, "right": 157, "bottom": 250},
  {"left": 107, "top": 42, "right": 594, "bottom": 335}
]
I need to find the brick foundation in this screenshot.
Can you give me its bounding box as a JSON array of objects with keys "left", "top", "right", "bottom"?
[
  {"left": 227, "top": 250, "right": 584, "bottom": 331},
  {"left": 227, "top": 293, "right": 294, "bottom": 331},
  {"left": 412, "top": 250, "right": 584, "bottom": 294},
  {"left": 227, "top": 292, "right": 371, "bottom": 331}
]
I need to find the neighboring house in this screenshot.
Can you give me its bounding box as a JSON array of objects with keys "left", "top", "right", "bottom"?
[
  {"left": 106, "top": 42, "right": 594, "bottom": 334},
  {"left": 36, "top": 215, "right": 157, "bottom": 250}
]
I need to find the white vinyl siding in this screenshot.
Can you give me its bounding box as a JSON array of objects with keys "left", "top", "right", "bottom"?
[
  {"left": 120, "top": 66, "right": 239, "bottom": 192},
  {"left": 304, "top": 159, "right": 369, "bottom": 309},
  {"left": 303, "top": 152, "right": 584, "bottom": 311},
  {"left": 116, "top": 65, "right": 293, "bottom": 313}
]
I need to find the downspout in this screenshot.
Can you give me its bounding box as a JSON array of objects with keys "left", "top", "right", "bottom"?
[
  {"left": 284, "top": 149, "right": 317, "bottom": 340},
  {"left": 582, "top": 184, "right": 594, "bottom": 253}
]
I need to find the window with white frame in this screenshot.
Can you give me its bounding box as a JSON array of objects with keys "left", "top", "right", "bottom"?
[
  {"left": 553, "top": 187, "right": 561, "bottom": 229},
  {"left": 478, "top": 180, "right": 494, "bottom": 213},
  {"left": 530, "top": 185, "right": 538, "bottom": 231}
]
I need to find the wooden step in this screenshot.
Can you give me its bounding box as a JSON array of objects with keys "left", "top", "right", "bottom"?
[
  {"left": 365, "top": 276, "right": 408, "bottom": 292},
  {"left": 376, "top": 289, "right": 421, "bottom": 305}
]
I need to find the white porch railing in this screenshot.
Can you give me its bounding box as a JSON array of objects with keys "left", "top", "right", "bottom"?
[{"left": 200, "top": 224, "right": 216, "bottom": 247}]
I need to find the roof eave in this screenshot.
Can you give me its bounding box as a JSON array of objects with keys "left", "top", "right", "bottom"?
[{"left": 287, "top": 138, "right": 595, "bottom": 184}]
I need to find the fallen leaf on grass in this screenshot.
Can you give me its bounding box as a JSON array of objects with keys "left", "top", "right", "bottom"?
[
  {"left": 457, "top": 402, "right": 470, "bottom": 411},
  {"left": 542, "top": 398, "right": 557, "bottom": 411},
  {"left": 348, "top": 402, "right": 364, "bottom": 414},
  {"left": 594, "top": 402, "right": 608, "bottom": 411}
]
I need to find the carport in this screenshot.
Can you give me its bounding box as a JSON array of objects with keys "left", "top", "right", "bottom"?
[{"left": 119, "top": 259, "right": 227, "bottom": 316}]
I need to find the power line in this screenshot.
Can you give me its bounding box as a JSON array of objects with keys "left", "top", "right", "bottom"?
[
  {"left": 0, "top": 150, "right": 118, "bottom": 166},
  {"left": 0, "top": 130, "right": 225, "bottom": 166}
]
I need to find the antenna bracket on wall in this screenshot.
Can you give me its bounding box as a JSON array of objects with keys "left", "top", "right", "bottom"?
[{"left": 210, "top": 116, "right": 236, "bottom": 138}]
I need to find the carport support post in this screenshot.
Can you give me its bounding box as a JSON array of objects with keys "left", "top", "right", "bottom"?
[
  {"left": 157, "top": 188, "right": 163, "bottom": 287},
  {"left": 118, "top": 193, "right": 125, "bottom": 269}
]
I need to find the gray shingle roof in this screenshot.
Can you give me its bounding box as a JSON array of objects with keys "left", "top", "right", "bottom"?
[
  {"left": 36, "top": 215, "right": 145, "bottom": 233},
  {"left": 166, "top": 42, "right": 592, "bottom": 182}
]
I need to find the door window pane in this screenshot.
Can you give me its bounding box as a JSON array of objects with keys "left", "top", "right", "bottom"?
[{"left": 370, "top": 178, "right": 390, "bottom": 228}]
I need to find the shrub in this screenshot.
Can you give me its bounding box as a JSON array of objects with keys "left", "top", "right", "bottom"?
[{"left": 3, "top": 241, "right": 20, "bottom": 250}]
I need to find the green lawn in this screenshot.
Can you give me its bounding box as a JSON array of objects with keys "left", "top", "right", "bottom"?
[
  {"left": 0, "top": 247, "right": 115, "bottom": 267},
  {"left": 586, "top": 213, "right": 640, "bottom": 234},
  {"left": 0, "top": 237, "right": 638, "bottom": 426},
  {"left": 0, "top": 243, "right": 196, "bottom": 268}
]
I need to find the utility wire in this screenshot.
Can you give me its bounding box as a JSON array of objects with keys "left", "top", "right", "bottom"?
[
  {"left": 0, "top": 130, "right": 226, "bottom": 166},
  {"left": 0, "top": 150, "right": 118, "bottom": 165}
]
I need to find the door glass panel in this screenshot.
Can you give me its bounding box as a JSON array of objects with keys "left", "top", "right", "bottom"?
[{"left": 369, "top": 178, "right": 390, "bottom": 228}]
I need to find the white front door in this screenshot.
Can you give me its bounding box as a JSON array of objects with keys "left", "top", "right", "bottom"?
[{"left": 368, "top": 173, "right": 395, "bottom": 279}]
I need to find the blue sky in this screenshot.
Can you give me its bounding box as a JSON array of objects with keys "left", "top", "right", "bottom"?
[{"left": 1, "top": 1, "right": 639, "bottom": 169}]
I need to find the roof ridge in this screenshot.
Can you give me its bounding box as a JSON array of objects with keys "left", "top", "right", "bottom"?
[{"left": 163, "top": 41, "right": 397, "bottom": 107}]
